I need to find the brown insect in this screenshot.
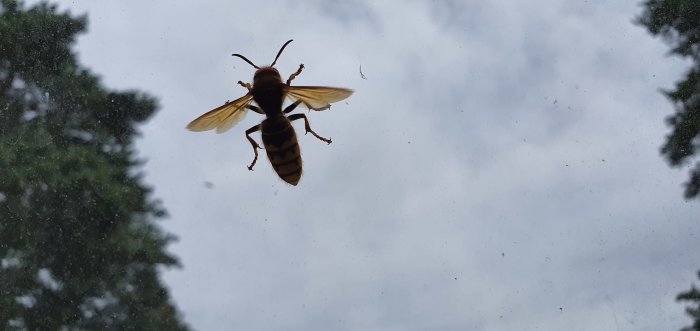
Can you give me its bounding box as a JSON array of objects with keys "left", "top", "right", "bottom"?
[{"left": 187, "top": 40, "right": 353, "bottom": 185}]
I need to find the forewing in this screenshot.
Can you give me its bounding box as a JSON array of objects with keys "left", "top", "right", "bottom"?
[
  {"left": 285, "top": 86, "right": 353, "bottom": 111},
  {"left": 186, "top": 93, "right": 253, "bottom": 133}
]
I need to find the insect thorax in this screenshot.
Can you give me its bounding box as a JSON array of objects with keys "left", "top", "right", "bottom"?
[{"left": 252, "top": 68, "right": 285, "bottom": 115}]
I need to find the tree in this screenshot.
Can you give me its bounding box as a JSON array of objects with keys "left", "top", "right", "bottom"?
[
  {"left": 638, "top": 2, "right": 700, "bottom": 330},
  {"left": 0, "top": 1, "right": 190, "bottom": 329},
  {"left": 678, "top": 272, "right": 700, "bottom": 331},
  {"left": 638, "top": 0, "right": 700, "bottom": 199}
]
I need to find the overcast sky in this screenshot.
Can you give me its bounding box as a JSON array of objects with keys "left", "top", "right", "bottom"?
[{"left": 48, "top": 1, "right": 700, "bottom": 330}]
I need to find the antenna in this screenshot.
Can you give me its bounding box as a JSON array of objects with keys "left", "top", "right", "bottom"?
[
  {"left": 271, "top": 39, "right": 293, "bottom": 67},
  {"left": 231, "top": 53, "right": 260, "bottom": 69}
]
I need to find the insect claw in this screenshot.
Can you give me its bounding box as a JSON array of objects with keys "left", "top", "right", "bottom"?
[
  {"left": 247, "top": 157, "right": 257, "bottom": 170},
  {"left": 247, "top": 155, "right": 258, "bottom": 170}
]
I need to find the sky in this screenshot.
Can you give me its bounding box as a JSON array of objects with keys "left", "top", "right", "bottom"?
[{"left": 45, "top": 0, "right": 700, "bottom": 330}]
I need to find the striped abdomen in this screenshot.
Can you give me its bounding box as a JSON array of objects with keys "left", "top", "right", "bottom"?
[{"left": 261, "top": 115, "right": 302, "bottom": 185}]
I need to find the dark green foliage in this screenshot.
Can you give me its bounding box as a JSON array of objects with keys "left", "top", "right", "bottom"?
[
  {"left": 638, "top": 0, "right": 700, "bottom": 199},
  {"left": 678, "top": 272, "right": 700, "bottom": 331},
  {"left": 639, "top": 3, "right": 700, "bottom": 330},
  {"left": 0, "top": 1, "right": 189, "bottom": 329}
]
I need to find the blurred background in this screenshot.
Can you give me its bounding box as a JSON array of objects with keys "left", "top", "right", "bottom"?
[{"left": 1, "top": 0, "right": 699, "bottom": 330}]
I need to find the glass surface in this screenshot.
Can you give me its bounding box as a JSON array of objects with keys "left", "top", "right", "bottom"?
[{"left": 3, "top": 1, "right": 698, "bottom": 330}]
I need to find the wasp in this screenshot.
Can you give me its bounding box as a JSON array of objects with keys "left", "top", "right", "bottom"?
[{"left": 187, "top": 40, "right": 353, "bottom": 185}]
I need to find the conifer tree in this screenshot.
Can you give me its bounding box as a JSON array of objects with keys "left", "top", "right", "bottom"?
[{"left": 0, "top": 1, "right": 190, "bottom": 329}]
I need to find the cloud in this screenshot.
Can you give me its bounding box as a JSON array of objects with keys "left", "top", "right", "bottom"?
[{"left": 51, "top": 0, "right": 700, "bottom": 330}]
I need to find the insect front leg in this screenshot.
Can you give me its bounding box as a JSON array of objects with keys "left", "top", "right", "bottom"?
[
  {"left": 288, "top": 113, "right": 332, "bottom": 144},
  {"left": 245, "top": 124, "right": 263, "bottom": 170},
  {"left": 238, "top": 81, "right": 253, "bottom": 92},
  {"left": 286, "top": 64, "right": 304, "bottom": 85}
]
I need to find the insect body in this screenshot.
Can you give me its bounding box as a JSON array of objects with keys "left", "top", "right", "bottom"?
[{"left": 187, "top": 40, "right": 352, "bottom": 185}]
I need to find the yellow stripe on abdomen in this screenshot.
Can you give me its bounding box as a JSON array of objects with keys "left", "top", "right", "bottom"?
[{"left": 261, "top": 116, "right": 303, "bottom": 185}]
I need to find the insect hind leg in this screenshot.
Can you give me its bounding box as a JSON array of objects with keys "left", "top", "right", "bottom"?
[
  {"left": 288, "top": 113, "right": 332, "bottom": 144},
  {"left": 245, "top": 124, "right": 263, "bottom": 170}
]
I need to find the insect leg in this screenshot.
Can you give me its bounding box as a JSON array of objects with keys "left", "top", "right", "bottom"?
[
  {"left": 238, "top": 81, "right": 252, "bottom": 92},
  {"left": 286, "top": 64, "right": 304, "bottom": 85},
  {"left": 247, "top": 104, "right": 264, "bottom": 115},
  {"left": 245, "top": 124, "right": 263, "bottom": 170},
  {"left": 288, "top": 113, "right": 332, "bottom": 144},
  {"left": 283, "top": 100, "right": 302, "bottom": 114}
]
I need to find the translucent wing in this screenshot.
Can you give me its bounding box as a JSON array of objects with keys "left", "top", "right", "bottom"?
[
  {"left": 186, "top": 93, "right": 253, "bottom": 133},
  {"left": 285, "top": 86, "right": 353, "bottom": 111}
]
